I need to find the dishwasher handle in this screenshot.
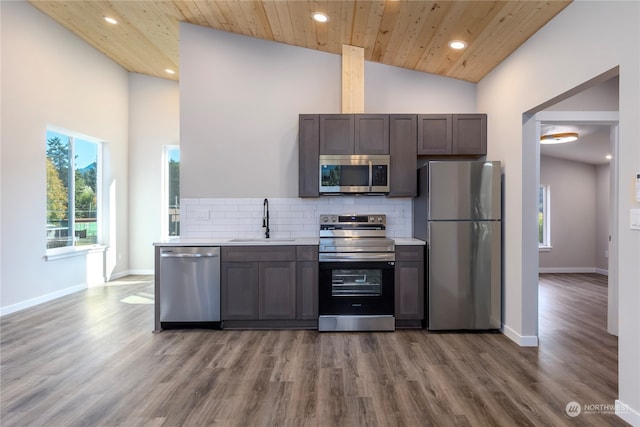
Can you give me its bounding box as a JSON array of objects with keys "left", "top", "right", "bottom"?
[{"left": 160, "top": 251, "right": 219, "bottom": 258}]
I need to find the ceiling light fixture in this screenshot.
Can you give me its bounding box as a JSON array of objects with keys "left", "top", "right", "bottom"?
[
  {"left": 540, "top": 132, "right": 579, "bottom": 144},
  {"left": 448, "top": 40, "right": 467, "bottom": 50},
  {"left": 605, "top": 154, "right": 612, "bottom": 160},
  {"left": 165, "top": 69, "right": 175, "bottom": 75},
  {"left": 312, "top": 12, "right": 329, "bottom": 23},
  {"left": 104, "top": 16, "right": 118, "bottom": 25}
]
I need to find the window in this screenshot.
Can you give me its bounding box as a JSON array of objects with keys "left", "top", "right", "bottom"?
[
  {"left": 46, "top": 129, "right": 101, "bottom": 250},
  {"left": 163, "top": 146, "right": 180, "bottom": 237},
  {"left": 539, "top": 184, "right": 551, "bottom": 248}
]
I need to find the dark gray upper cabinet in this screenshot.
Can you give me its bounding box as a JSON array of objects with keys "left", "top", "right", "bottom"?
[
  {"left": 354, "top": 115, "right": 389, "bottom": 154},
  {"left": 319, "top": 114, "right": 354, "bottom": 154},
  {"left": 319, "top": 114, "right": 389, "bottom": 155},
  {"left": 299, "top": 115, "right": 320, "bottom": 197},
  {"left": 418, "top": 114, "right": 486, "bottom": 156},
  {"left": 389, "top": 114, "right": 417, "bottom": 197},
  {"left": 453, "top": 114, "right": 487, "bottom": 155}
]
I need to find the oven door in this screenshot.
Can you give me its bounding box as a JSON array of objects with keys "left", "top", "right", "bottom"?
[{"left": 319, "top": 261, "right": 394, "bottom": 316}]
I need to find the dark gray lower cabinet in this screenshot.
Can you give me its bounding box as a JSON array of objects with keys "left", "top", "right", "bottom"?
[
  {"left": 221, "top": 246, "right": 318, "bottom": 323},
  {"left": 394, "top": 246, "right": 425, "bottom": 320},
  {"left": 259, "top": 261, "right": 296, "bottom": 319},
  {"left": 296, "top": 246, "right": 318, "bottom": 319},
  {"left": 221, "top": 262, "right": 259, "bottom": 320}
]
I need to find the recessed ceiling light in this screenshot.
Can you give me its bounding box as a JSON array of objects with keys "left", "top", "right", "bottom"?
[
  {"left": 104, "top": 16, "right": 118, "bottom": 25},
  {"left": 540, "top": 132, "right": 579, "bottom": 144},
  {"left": 312, "top": 12, "right": 329, "bottom": 23},
  {"left": 605, "top": 154, "right": 612, "bottom": 160},
  {"left": 448, "top": 40, "right": 467, "bottom": 50},
  {"left": 165, "top": 69, "right": 175, "bottom": 75}
]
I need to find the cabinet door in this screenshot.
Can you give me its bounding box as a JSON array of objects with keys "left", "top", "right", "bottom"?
[
  {"left": 394, "top": 261, "right": 424, "bottom": 320},
  {"left": 320, "top": 114, "right": 354, "bottom": 154},
  {"left": 259, "top": 261, "right": 297, "bottom": 319},
  {"left": 299, "top": 114, "right": 320, "bottom": 197},
  {"left": 452, "top": 114, "right": 487, "bottom": 155},
  {"left": 389, "top": 114, "right": 417, "bottom": 197},
  {"left": 355, "top": 115, "right": 389, "bottom": 154},
  {"left": 417, "top": 114, "right": 452, "bottom": 155},
  {"left": 221, "top": 262, "right": 259, "bottom": 320},
  {"left": 297, "top": 261, "right": 318, "bottom": 319}
]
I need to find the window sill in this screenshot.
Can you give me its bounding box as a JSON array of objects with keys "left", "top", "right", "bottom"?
[
  {"left": 539, "top": 246, "right": 552, "bottom": 252},
  {"left": 45, "top": 244, "right": 108, "bottom": 261}
]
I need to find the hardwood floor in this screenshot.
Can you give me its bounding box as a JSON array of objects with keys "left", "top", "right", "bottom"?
[{"left": 0, "top": 273, "right": 627, "bottom": 426}]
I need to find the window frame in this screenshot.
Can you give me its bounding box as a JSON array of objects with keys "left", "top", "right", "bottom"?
[
  {"left": 45, "top": 127, "right": 103, "bottom": 258},
  {"left": 162, "top": 145, "right": 180, "bottom": 239},
  {"left": 539, "top": 184, "right": 551, "bottom": 250}
]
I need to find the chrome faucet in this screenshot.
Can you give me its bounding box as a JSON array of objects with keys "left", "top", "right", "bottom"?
[{"left": 262, "top": 198, "right": 270, "bottom": 239}]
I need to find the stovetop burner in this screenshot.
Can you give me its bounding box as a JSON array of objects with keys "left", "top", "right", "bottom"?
[{"left": 319, "top": 214, "right": 394, "bottom": 262}]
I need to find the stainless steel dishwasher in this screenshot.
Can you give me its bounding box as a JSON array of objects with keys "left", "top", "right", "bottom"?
[{"left": 159, "top": 246, "right": 221, "bottom": 329}]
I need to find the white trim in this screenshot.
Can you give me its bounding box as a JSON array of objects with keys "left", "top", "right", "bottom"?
[
  {"left": 538, "top": 246, "right": 552, "bottom": 252},
  {"left": 615, "top": 399, "right": 640, "bottom": 427},
  {"left": 127, "top": 269, "right": 154, "bottom": 275},
  {"left": 595, "top": 268, "right": 609, "bottom": 276},
  {"left": 0, "top": 283, "right": 86, "bottom": 317},
  {"left": 538, "top": 267, "right": 601, "bottom": 274},
  {"left": 45, "top": 244, "right": 107, "bottom": 261},
  {"left": 502, "top": 324, "right": 539, "bottom": 347},
  {"left": 106, "top": 270, "right": 129, "bottom": 281}
]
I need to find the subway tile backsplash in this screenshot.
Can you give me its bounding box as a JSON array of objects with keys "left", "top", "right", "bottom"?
[{"left": 181, "top": 197, "right": 413, "bottom": 239}]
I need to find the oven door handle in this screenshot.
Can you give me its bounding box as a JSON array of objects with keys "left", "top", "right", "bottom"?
[{"left": 319, "top": 253, "right": 395, "bottom": 262}]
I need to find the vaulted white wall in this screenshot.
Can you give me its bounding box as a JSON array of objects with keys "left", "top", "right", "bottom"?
[
  {"left": 128, "top": 74, "right": 180, "bottom": 272},
  {"left": 179, "top": 24, "right": 477, "bottom": 199},
  {"left": 1, "top": 1, "right": 130, "bottom": 312},
  {"left": 478, "top": 1, "right": 640, "bottom": 423}
]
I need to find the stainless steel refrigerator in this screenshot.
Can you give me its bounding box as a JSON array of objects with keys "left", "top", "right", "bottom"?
[{"left": 413, "top": 161, "right": 502, "bottom": 330}]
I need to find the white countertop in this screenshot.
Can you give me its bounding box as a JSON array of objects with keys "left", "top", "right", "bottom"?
[{"left": 154, "top": 237, "right": 425, "bottom": 246}]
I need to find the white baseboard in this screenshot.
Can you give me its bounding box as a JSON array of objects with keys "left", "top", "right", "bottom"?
[
  {"left": 106, "top": 269, "right": 154, "bottom": 281},
  {"left": 616, "top": 399, "right": 640, "bottom": 426},
  {"left": 538, "top": 267, "right": 607, "bottom": 275},
  {"left": 0, "top": 283, "right": 86, "bottom": 317},
  {"left": 502, "top": 324, "right": 539, "bottom": 347},
  {"left": 127, "top": 269, "right": 154, "bottom": 275}
]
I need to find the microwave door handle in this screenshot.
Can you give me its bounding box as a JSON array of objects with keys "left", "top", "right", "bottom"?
[{"left": 368, "top": 160, "right": 373, "bottom": 192}]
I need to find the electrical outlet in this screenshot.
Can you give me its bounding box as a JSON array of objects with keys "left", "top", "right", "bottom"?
[{"left": 631, "top": 209, "right": 640, "bottom": 231}]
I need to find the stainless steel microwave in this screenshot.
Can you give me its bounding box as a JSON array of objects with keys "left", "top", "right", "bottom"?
[{"left": 319, "top": 154, "right": 390, "bottom": 194}]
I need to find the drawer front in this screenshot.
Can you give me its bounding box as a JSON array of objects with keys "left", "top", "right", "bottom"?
[
  {"left": 296, "top": 245, "right": 318, "bottom": 261},
  {"left": 222, "top": 246, "right": 296, "bottom": 262},
  {"left": 395, "top": 245, "right": 424, "bottom": 262}
]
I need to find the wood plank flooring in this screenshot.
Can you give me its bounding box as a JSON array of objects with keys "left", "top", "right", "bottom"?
[{"left": 0, "top": 273, "right": 628, "bottom": 426}]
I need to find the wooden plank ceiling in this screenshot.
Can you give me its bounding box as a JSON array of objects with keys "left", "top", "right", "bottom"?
[{"left": 28, "top": 0, "right": 571, "bottom": 83}]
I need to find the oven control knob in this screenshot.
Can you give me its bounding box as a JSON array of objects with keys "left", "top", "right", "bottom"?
[
  {"left": 322, "top": 216, "right": 329, "bottom": 223},
  {"left": 377, "top": 216, "right": 383, "bottom": 223}
]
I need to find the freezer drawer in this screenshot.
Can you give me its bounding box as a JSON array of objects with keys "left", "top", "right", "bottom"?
[
  {"left": 428, "top": 221, "right": 501, "bottom": 330},
  {"left": 159, "top": 246, "right": 221, "bottom": 325}
]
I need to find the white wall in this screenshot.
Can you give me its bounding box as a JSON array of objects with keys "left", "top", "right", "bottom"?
[
  {"left": 478, "top": 1, "right": 640, "bottom": 423},
  {"left": 0, "top": 1, "right": 129, "bottom": 312},
  {"left": 179, "top": 24, "right": 477, "bottom": 199},
  {"left": 539, "top": 156, "right": 597, "bottom": 271},
  {"left": 128, "top": 74, "right": 180, "bottom": 272}
]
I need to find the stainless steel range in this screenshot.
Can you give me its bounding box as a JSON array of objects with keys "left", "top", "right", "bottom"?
[{"left": 318, "top": 214, "right": 395, "bottom": 332}]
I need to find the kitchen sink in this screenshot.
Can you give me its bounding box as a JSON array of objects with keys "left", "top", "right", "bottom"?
[{"left": 229, "top": 238, "right": 295, "bottom": 243}]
